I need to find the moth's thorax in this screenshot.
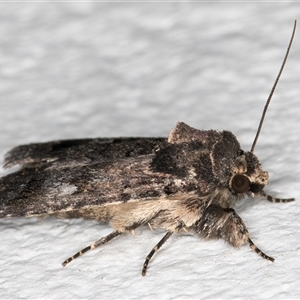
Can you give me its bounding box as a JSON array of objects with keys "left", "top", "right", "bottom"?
[{"left": 229, "top": 151, "right": 269, "bottom": 196}]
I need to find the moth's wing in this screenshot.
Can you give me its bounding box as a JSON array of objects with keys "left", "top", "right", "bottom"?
[
  {"left": 3, "top": 137, "right": 166, "bottom": 169},
  {"left": 0, "top": 156, "right": 171, "bottom": 219},
  {"left": 0, "top": 138, "right": 168, "bottom": 218}
]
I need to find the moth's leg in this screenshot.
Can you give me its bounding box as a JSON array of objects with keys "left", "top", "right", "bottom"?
[
  {"left": 196, "top": 204, "right": 274, "bottom": 262},
  {"left": 260, "top": 191, "right": 295, "bottom": 203},
  {"left": 248, "top": 238, "right": 274, "bottom": 261},
  {"left": 142, "top": 231, "right": 173, "bottom": 276},
  {"left": 62, "top": 230, "right": 121, "bottom": 267}
]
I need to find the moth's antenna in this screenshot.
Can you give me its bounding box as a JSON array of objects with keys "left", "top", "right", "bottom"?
[{"left": 251, "top": 20, "right": 296, "bottom": 152}]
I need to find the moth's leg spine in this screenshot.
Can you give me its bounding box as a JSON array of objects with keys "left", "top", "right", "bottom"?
[
  {"left": 248, "top": 238, "right": 274, "bottom": 262},
  {"left": 62, "top": 230, "right": 121, "bottom": 267},
  {"left": 260, "top": 191, "right": 295, "bottom": 203},
  {"left": 142, "top": 231, "right": 173, "bottom": 276}
]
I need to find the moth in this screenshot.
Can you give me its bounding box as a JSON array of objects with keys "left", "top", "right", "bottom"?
[{"left": 0, "top": 21, "right": 296, "bottom": 276}]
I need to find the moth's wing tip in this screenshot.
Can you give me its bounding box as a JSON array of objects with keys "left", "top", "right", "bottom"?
[
  {"left": 3, "top": 148, "right": 19, "bottom": 169},
  {"left": 3, "top": 146, "right": 36, "bottom": 169},
  {"left": 2, "top": 142, "right": 59, "bottom": 169}
]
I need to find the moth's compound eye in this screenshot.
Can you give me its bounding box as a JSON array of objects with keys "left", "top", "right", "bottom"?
[{"left": 231, "top": 174, "right": 251, "bottom": 193}]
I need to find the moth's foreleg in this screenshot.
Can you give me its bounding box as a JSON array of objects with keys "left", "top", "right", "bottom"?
[
  {"left": 62, "top": 230, "right": 121, "bottom": 267},
  {"left": 260, "top": 191, "right": 295, "bottom": 203},
  {"left": 142, "top": 231, "right": 173, "bottom": 276},
  {"left": 195, "top": 204, "right": 274, "bottom": 262}
]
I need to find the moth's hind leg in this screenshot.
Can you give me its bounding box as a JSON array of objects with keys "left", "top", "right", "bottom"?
[
  {"left": 248, "top": 238, "right": 274, "bottom": 262},
  {"left": 142, "top": 231, "right": 173, "bottom": 276},
  {"left": 195, "top": 204, "right": 274, "bottom": 262},
  {"left": 260, "top": 191, "right": 295, "bottom": 203},
  {"left": 62, "top": 230, "right": 121, "bottom": 267}
]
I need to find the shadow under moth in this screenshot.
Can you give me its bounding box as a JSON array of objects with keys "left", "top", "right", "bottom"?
[{"left": 0, "top": 21, "right": 296, "bottom": 276}]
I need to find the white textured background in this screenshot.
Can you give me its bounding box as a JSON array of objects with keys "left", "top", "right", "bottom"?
[{"left": 0, "top": 3, "right": 300, "bottom": 299}]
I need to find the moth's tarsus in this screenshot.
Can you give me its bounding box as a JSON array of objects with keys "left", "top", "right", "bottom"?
[
  {"left": 261, "top": 191, "right": 295, "bottom": 203},
  {"left": 248, "top": 238, "right": 274, "bottom": 262},
  {"left": 142, "top": 231, "right": 173, "bottom": 276},
  {"left": 62, "top": 230, "right": 121, "bottom": 267},
  {"left": 250, "top": 20, "right": 296, "bottom": 152}
]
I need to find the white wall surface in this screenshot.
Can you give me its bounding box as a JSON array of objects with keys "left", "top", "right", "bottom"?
[{"left": 0, "top": 3, "right": 299, "bottom": 299}]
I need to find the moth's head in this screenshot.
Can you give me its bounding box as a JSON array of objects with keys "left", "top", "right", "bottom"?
[{"left": 229, "top": 151, "right": 269, "bottom": 197}]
